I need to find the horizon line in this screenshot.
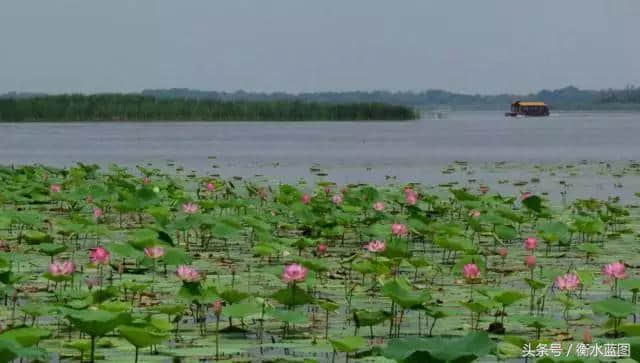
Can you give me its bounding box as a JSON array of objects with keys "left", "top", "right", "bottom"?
[{"left": 2, "top": 84, "right": 638, "bottom": 98}]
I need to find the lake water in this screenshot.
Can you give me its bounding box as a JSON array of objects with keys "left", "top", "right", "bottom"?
[{"left": 2, "top": 111, "right": 640, "bottom": 200}]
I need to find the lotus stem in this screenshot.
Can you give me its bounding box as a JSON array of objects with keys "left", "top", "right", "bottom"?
[
  {"left": 215, "top": 316, "right": 220, "bottom": 360},
  {"left": 90, "top": 336, "right": 96, "bottom": 363}
]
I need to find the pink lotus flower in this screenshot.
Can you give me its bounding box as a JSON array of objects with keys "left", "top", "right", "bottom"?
[
  {"left": 365, "top": 240, "right": 386, "bottom": 253},
  {"left": 49, "top": 260, "right": 75, "bottom": 276},
  {"left": 50, "top": 184, "right": 62, "bottom": 193},
  {"left": 332, "top": 194, "right": 344, "bottom": 205},
  {"left": 317, "top": 243, "right": 328, "bottom": 255},
  {"left": 283, "top": 263, "right": 308, "bottom": 283},
  {"left": 603, "top": 261, "right": 627, "bottom": 281},
  {"left": 470, "top": 210, "right": 481, "bottom": 218},
  {"left": 373, "top": 202, "right": 385, "bottom": 211},
  {"left": 525, "top": 255, "right": 537, "bottom": 269},
  {"left": 479, "top": 185, "right": 489, "bottom": 194},
  {"left": 177, "top": 265, "right": 201, "bottom": 283},
  {"left": 404, "top": 188, "right": 418, "bottom": 205},
  {"left": 391, "top": 223, "right": 408, "bottom": 237},
  {"left": 206, "top": 182, "right": 216, "bottom": 192},
  {"left": 301, "top": 194, "right": 312, "bottom": 204},
  {"left": 62, "top": 260, "right": 75, "bottom": 274},
  {"left": 93, "top": 207, "right": 103, "bottom": 221},
  {"left": 90, "top": 246, "right": 110, "bottom": 265},
  {"left": 463, "top": 263, "right": 481, "bottom": 280},
  {"left": 144, "top": 246, "right": 166, "bottom": 259},
  {"left": 498, "top": 247, "right": 508, "bottom": 258},
  {"left": 324, "top": 187, "right": 331, "bottom": 196},
  {"left": 143, "top": 177, "right": 151, "bottom": 185},
  {"left": 182, "top": 202, "right": 199, "bottom": 214},
  {"left": 524, "top": 237, "right": 537, "bottom": 251},
  {"left": 556, "top": 273, "right": 580, "bottom": 291},
  {"left": 212, "top": 299, "right": 223, "bottom": 317},
  {"left": 583, "top": 329, "right": 593, "bottom": 344}
]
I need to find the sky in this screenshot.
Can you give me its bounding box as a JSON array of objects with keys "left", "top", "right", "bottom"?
[{"left": 1, "top": 0, "right": 639, "bottom": 95}]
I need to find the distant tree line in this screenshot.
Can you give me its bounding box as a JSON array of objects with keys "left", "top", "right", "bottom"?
[
  {"left": 0, "top": 94, "right": 419, "bottom": 121},
  {"left": 599, "top": 86, "right": 640, "bottom": 104},
  {"left": 140, "top": 85, "right": 640, "bottom": 110},
  {"left": 2, "top": 85, "right": 640, "bottom": 116}
]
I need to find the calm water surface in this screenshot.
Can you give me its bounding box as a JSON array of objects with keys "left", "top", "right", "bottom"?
[{"left": 2, "top": 111, "right": 640, "bottom": 200}]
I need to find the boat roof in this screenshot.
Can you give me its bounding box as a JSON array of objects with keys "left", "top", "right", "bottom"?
[{"left": 514, "top": 101, "right": 547, "bottom": 106}]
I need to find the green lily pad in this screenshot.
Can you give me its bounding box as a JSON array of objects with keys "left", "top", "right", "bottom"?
[
  {"left": 329, "top": 336, "right": 366, "bottom": 353},
  {"left": 383, "top": 331, "right": 495, "bottom": 363}
]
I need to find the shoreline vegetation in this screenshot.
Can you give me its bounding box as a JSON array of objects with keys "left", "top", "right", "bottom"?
[
  {"left": 140, "top": 85, "right": 640, "bottom": 110},
  {"left": 2, "top": 85, "right": 639, "bottom": 122},
  {"left": 0, "top": 94, "right": 419, "bottom": 122}
]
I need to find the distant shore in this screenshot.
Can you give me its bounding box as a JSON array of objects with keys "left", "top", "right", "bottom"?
[
  {"left": 3, "top": 86, "right": 640, "bottom": 121},
  {"left": 0, "top": 94, "right": 419, "bottom": 122},
  {"left": 417, "top": 104, "right": 640, "bottom": 111},
  {"left": 139, "top": 86, "right": 640, "bottom": 111}
]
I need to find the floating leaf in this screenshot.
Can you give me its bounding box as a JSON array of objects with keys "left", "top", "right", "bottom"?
[
  {"left": 224, "top": 302, "right": 262, "bottom": 319},
  {"left": 592, "top": 298, "right": 636, "bottom": 319},
  {"left": 353, "top": 309, "right": 392, "bottom": 327},
  {"left": 65, "top": 309, "right": 131, "bottom": 338},
  {"left": 271, "top": 286, "right": 313, "bottom": 307},
  {"left": 119, "top": 324, "right": 169, "bottom": 348},
  {"left": 383, "top": 331, "right": 495, "bottom": 363},
  {"left": 22, "top": 230, "right": 53, "bottom": 245},
  {"left": 493, "top": 290, "right": 527, "bottom": 307},
  {"left": 37, "top": 243, "right": 68, "bottom": 256},
  {"left": 0, "top": 327, "right": 51, "bottom": 347},
  {"left": 381, "top": 278, "right": 431, "bottom": 309},
  {"left": 329, "top": 336, "right": 366, "bottom": 353},
  {"left": 268, "top": 309, "right": 308, "bottom": 324}
]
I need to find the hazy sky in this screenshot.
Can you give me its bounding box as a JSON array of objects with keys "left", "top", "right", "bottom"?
[{"left": 1, "top": 0, "right": 638, "bottom": 95}]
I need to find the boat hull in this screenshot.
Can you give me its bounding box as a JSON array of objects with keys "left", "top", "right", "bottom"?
[{"left": 505, "top": 111, "right": 549, "bottom": 117}]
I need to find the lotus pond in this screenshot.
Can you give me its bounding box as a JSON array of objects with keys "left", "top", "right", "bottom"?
[{"left": 2, "top": 162, "right": 640, "bottom": 363}]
